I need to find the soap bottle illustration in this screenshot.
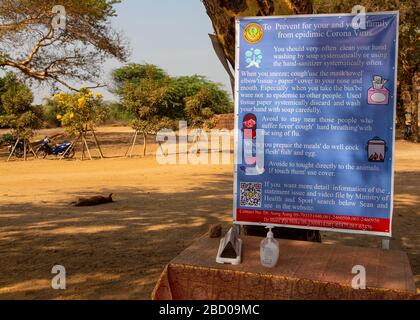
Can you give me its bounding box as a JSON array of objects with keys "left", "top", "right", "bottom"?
[
  {"left": 260, "top": 227, "right": 279, "bottom": 268},
  {"left": 368, "top": 75, "right": 389, "bottom": 105}
]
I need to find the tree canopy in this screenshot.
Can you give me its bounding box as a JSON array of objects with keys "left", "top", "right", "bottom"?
[
  {"left": 0, "top": 73, "right": 42, "bottom": 138},
  {"left": 112, "top": 63, "right": 233, "bottom": 156},
  {"left": 165, "top": 75, "right": 233, "bottom": 119},
  {"left": 0, "top": 0, "right": 128, "bottom": 90},
  {"left": 112, "top": 63, "right": 233, "bottom": 129},
  {"left": 112, "top": 64, "right": 172, "bottom": 123}
]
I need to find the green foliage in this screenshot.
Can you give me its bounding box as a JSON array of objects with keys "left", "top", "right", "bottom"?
[
  {"left": 120, "top": 65, "right": 175, "bottom": 134},
  {"left": 165, "top": 75, "right": 233, "bottom": 121},
  {"left": 0, "top": 73, "right": 42, "bottom": 138},
  {"left": 112, "top": 64, "right": 233, "bottom": 133},
  {"left": 112, "top": 63, "right": 168, "bottom": 95},
  {"left": 104, "top": 101, "right": 135, "bottom": 124},
  {"left": 41, "top": 98, "right": 62, "bottom": 128},
  {"left": 0, "top": 133, "right": 14, "bottom": 146},
  {"left": 184, "top": 87, "right": 216, "bottom": 128}
]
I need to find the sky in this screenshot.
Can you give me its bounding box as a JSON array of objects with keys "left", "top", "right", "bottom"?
[{"left": 32, "top": 0, "right": 231, "bottom": 103}]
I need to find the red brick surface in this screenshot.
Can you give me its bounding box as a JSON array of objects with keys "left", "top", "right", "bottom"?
[
  {"left": 152, "top": 236, "right": 417, "bottom": 300},
  {"left": 213, "top": 113, "right": 234, "bottom": 130}
]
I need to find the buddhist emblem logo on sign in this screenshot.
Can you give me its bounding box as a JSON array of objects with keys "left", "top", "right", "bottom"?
[{"left": 244, "top": 23, "right": 264, "bottom": 44}]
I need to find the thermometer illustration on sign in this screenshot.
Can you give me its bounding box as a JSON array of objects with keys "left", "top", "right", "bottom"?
[{"left": 241, "top": 113, "right": 265, "bottom": 175}]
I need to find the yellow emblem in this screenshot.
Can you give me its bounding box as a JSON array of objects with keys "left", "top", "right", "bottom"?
[{"left": 244, "top": 23, "right": 264, "bottom": 44}]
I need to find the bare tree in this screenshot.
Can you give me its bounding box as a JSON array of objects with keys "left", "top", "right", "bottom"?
[{"left": 0, "top": 0, "right": 128, "bottom": 91}]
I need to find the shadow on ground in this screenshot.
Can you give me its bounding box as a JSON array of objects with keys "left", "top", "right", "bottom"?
[
  {"left": 0, "top": 168, "right": 419, "bottom": 298},
  {"left": 0, "top": 175, "right": 233, "bottom": 299}
]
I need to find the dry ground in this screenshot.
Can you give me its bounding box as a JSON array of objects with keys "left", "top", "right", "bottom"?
[{"left": 0, "top": 127, "right": 418, "bottom": 299}]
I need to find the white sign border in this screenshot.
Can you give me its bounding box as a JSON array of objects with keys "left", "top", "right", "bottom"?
[{"left": 232, "top": 11, "right": 400, "bottom": 237}]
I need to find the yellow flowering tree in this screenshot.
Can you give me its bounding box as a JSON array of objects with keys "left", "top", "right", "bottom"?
[
  {"left": 53, "top": 89, "right": 105, "bottom": 134},
  {"left": 53, "top": 88, "right": 106, "bottom": 159}
]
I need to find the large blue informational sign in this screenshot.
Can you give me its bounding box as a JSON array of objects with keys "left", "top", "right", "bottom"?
[{"left": 234, "top": 12, "right": 398, "bottom": 236}]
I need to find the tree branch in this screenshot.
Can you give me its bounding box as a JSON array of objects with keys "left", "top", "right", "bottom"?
[{"left": 0, "top": 0, "right": 127, "bottom": 91}]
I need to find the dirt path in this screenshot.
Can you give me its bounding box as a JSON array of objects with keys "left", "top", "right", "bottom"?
[{"left": 0, "top": 128, "right": 419, "bottom": 299}]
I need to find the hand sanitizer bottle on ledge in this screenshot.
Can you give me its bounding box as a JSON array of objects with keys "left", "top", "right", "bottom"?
[{"left": 260, "top": 227, "right": 279, "bottom": 268}]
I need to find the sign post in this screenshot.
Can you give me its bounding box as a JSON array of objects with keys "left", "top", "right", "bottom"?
[{"left": 234, "top": 12, "right": 399, "bottom": 237}]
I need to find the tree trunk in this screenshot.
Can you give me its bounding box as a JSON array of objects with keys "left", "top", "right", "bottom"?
[
  {"left": 203, "top": 0, "right": 320, "bottom": 242},
  {"left": 412, "top": 72, "right": 420, "bottom": 142},
  {"left": 143, "top": 132, "right": 147, "bottom": 157},
  {"left": 202, "top": 0, "right": 313, "bottom": 68},
  {"left": 23, "top": 139, "right": 27, "bottom": 161}
]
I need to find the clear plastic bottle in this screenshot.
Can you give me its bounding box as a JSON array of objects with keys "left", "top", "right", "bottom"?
[{"left": 260, "top": 227, "right": 279, "bottom": 268}]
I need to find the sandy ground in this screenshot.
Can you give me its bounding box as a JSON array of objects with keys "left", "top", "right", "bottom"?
[{"left": 0, "top": 127, "right": 419, "bottom": 299}]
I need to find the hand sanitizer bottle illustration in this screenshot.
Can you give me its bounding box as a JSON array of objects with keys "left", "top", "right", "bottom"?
[
  {"left": 368, "top": 75, "right": 389, "bottom": 105},
  {"left": 260, "top": 227, "right": 279, "bottom": 268}
]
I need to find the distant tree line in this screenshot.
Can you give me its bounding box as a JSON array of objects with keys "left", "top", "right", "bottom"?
[
  {"left": 0, "top": 64, "right": 233, "bottom": 146},
  {"left": 1, "top": 0, "right": 417, "bottom": 143},
  {"left": 111, "top": 63, "right": 233, "bottom": 155}
]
